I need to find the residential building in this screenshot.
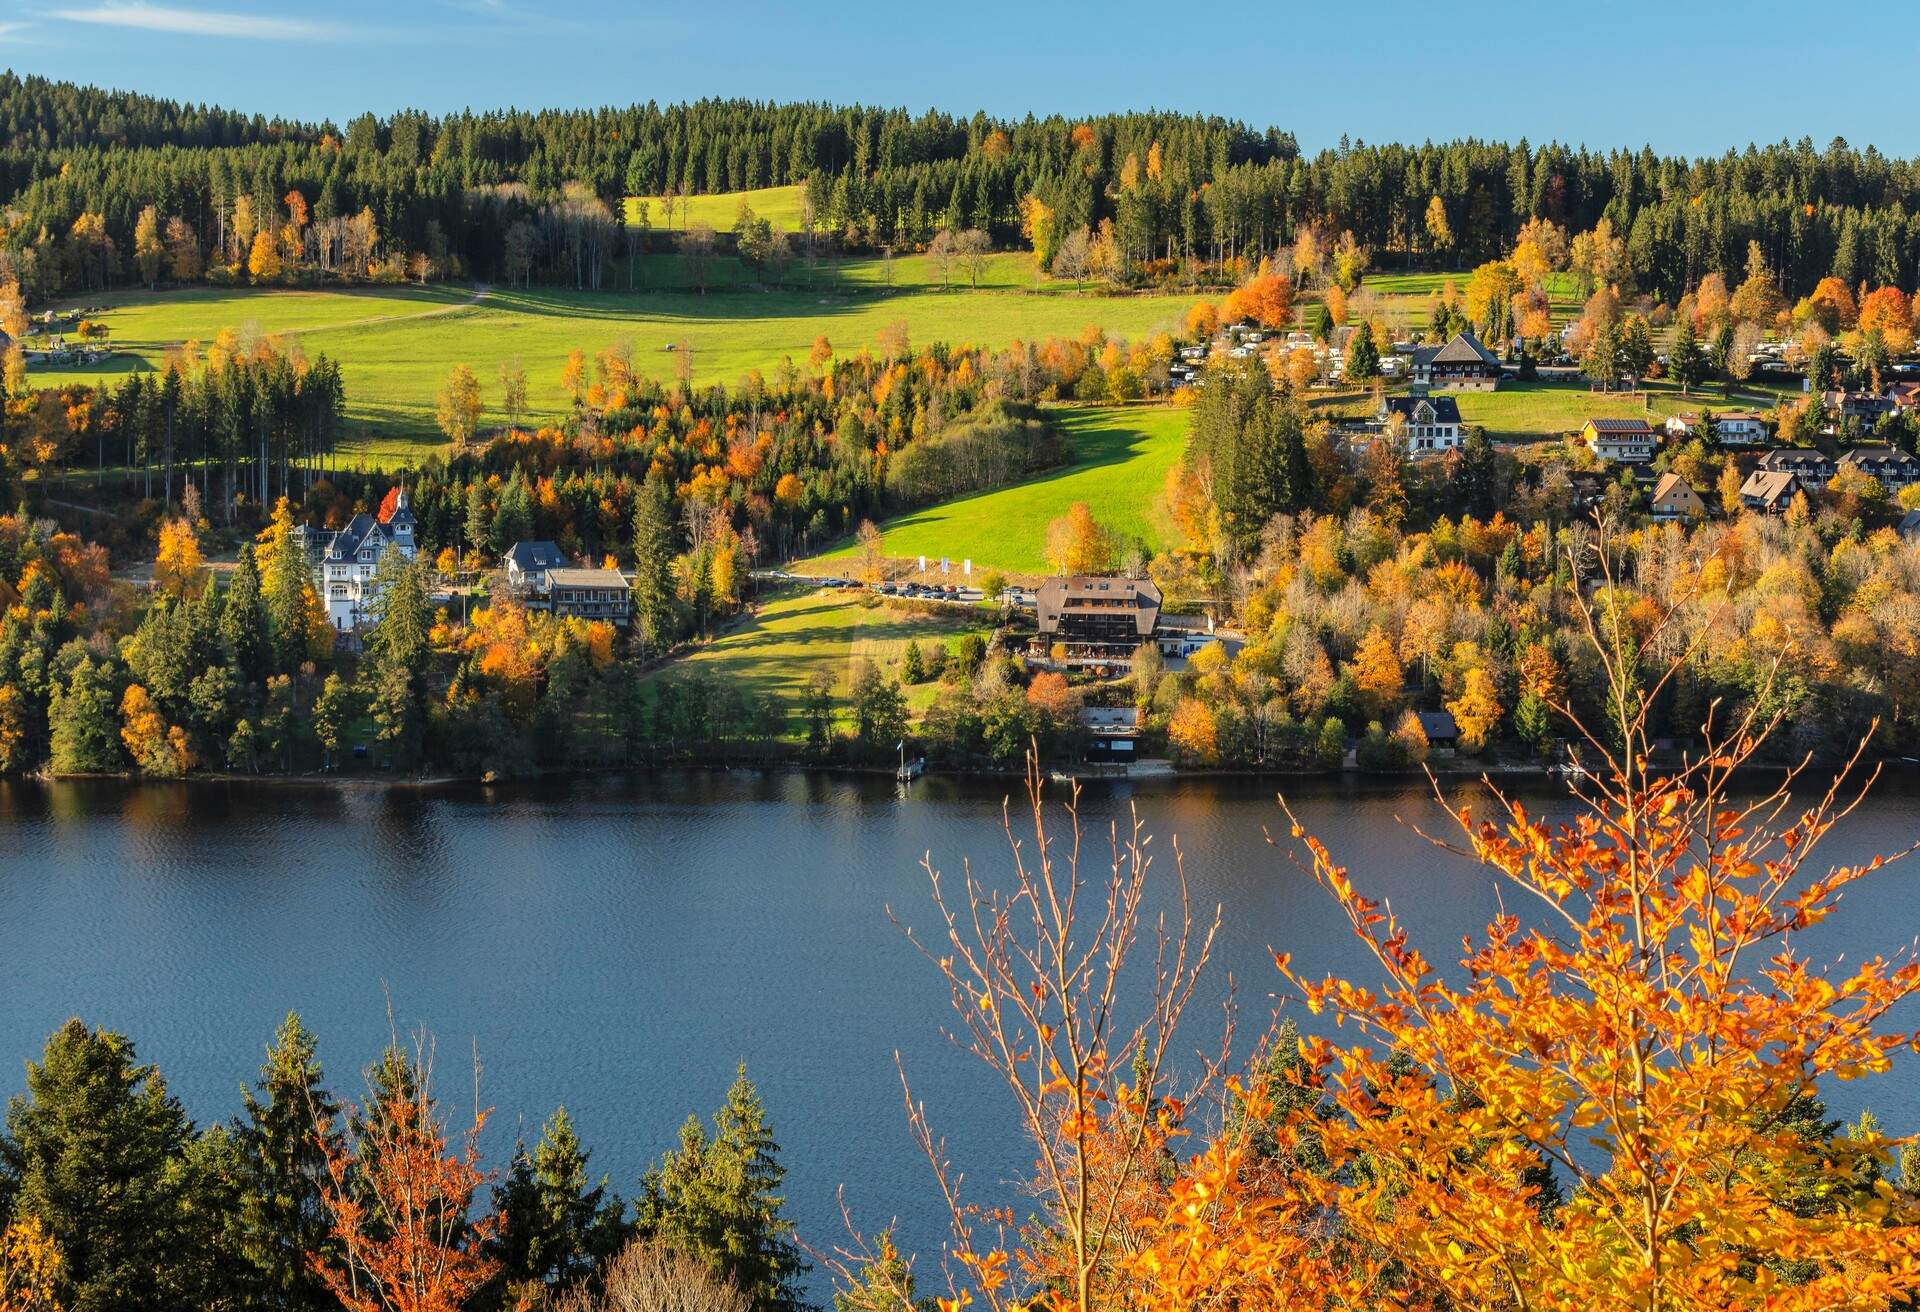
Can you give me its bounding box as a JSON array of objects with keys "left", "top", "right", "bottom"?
[
  {"left": 1821, "top": 389, "right": 1894, "bottom": 431},
  {"left": 1379, "top": 393, "right": 1464, "bottom": 454},
  {"left": 1410, "top": 330, "right": 1502, "bottom": 390},
  {"left": 504, "top": 540, "right": 569, "bottom": 590},
  {"left": 1840, "top": 445, "right": 1920, "bottom": 490},
  {"left": 537, "top": 567, "right": 632, "bottom": 625},
  {"left": 1650, "top": 472, "right": 1706, "bottom": 522},
  {"left": 1739, "top": 470, "right": 1801, "bottom": 514},
  {"left": 1711, "top": 411, "right": 1769, "bottom": 444},
  {"left": 1415, "top": 710, "right": 1459, "bottom": 752},
  {"left": 1583, "top": 418, "right": 1657, "bottom": 463},
  {"left": 1759, "top": 448, "right": 1837, "bottom": 482},
  {"left": 1886, "top": 380, "right": 1920, "bottom": 412},
  {"left": 314, "top": 490, "right": 417, "bottom": 631},
  {"left": 1900, "top": 508, "right": 1920, "bottom": 542},
  {"left": 1032, "top": 575, "right": 1163, "bottom": 671}
]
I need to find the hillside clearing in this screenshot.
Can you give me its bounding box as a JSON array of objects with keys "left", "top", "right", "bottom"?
[
  {"left": 36, "top": 271, "right": 1191, "bottom": 466},
  {"left": 806, "top": 404, "right": 1186, "bottom": 577},
  {"left": 655, "top": 586, "right": 991, "bottom": 729}
]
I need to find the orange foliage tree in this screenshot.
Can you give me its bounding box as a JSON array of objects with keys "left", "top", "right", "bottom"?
[
  {"left": 1043, "top": 502, "right": 1115, "bottom": 576},
  {"left": 311, "top": 1040, "right": 500, "bottom": 1312},
  {"left": 1274, "top": 559, "right": 1920, "bottom": 1311}
]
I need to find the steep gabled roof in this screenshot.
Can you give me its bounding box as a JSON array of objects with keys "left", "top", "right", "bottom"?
[
  {"left": 1383, "top": 395, "right": 1462, "bottom": 425},
  {"left": 1740, "top": 470, "right": 1800, "bottom": 504},
  {"left": 504, "top": 540, "right": 569, "bottom": 573},
  {"left": 1429, "top": 330, "right": 1501, "bottom": 368}
]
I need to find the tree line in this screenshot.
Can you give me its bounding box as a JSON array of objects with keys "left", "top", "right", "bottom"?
[
  {"left": 5, "top": 74, "right": 1920, "bottom": 299},
  {"left": 0, "top": 1012, "right": 805, "bottom": 1312}
]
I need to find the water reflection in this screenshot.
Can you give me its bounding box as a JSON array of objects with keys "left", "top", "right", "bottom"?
[{"left": 0, "top": 767, "right": 1915, "bottom": 1287}]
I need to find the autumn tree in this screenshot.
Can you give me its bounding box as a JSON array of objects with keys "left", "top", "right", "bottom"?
[
  {"left": 311, "top": 1036, "right": 500, "bottom": 1312},
  {"left": 133, "top": 205, "right": 165, "bottom": 287},
  {"left": 247, "top": 230, "right": 282, "bottom": 283},
  {"left": 1044, "top": 502, "right": 1115, "bottom": 575},
  {"left": 1347, "top": 623, "right": 1403, "bottom": 719},
  {"left": 152, "top": 518, "right": 206, "bottom": 598},
  {"left": 0, "top": 1215, "right": 63, "bottom": 1312},
  {"left": 1445, "top": 664, "right": 1502, "bottom": 753},
  {"left": 435, "top": 365, "right": 483, "bottom": 448},
  {"left": 1278, "top": 550, "right": 1920, "bottom": 1312}
]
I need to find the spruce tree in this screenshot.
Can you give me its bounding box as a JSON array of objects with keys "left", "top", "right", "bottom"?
[
  {"left": 1345, "top": 320, "right": 1381, "bottom": 381},
  {"left": 1670, "top": 318, "right": 1706, "bottom": 395},
  {"left": 48, "top": 656, "right": 123, "bottom": 774},
  {"left": 630, "top": 472, "right": 680, "bottom": 656},
  {"left": 488, "top": 1108, "right": 626, "bottom": 1298},
  {"left": 221, "top": 544, "right": 269, "bottom": 686},
  {"left": 637, "top": 1065, "right": 806, "bottom": 1312},
  {"left": 231, "top": 1013, "right": 341, "bottom": 1312},
  {"left": 0, "top": 1021, "right": 207, "bottom": 1312}
]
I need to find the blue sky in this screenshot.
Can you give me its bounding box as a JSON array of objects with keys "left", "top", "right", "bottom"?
[{"left": 0, "top": 0, "right": 1900, "bottom": 157}]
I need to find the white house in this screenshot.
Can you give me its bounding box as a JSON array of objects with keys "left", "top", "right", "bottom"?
[
  {"left": 314, "top": 491, "right": 417, "bottom": 631},
  {"left": 1380, "top": 393, "right": 1465, "bottom": 454}
]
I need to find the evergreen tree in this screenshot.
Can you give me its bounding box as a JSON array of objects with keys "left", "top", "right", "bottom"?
[
  {"left": 1454, "top": 427, "right": 1500, "bottom": 519},
  {"left": 488, "top": 1108, "right": 627, "bottom": 1300},
  {"left": 901, "top": 640, "right": 925, "bottom": 684},
  {"left": 0, "top": 1021, "right": 210, "bottom": 1312},
  {"left": 1669, "top": 318, "right": 1706, "bottom": 395},
  {"left": 47, "top": 656, "right": 122, "bottom": 774},
  {"left": 260, "top": 500, "right": 311, "bottom": 675},
  {"left": 492, "top": 470, "right": 534, "bottom": 550},
  {"left": 231, "top": 1013, "right": 341, "bottom": 1312},
  {"left": 465, "top": 481, "right": 494, "bottom": 559},
  {"left": 636, "top": 1065, "right": 806, "bottom": 1312},
  {"left": 221, "top": 544, "right": 269, "bottom": 685},
  {"left": 630, "top": 472, "right": 681, "bottom": 656},
  {"left": 363, "top": 555, "right": 429, "bottom": 679},
  {"left": 1345, "top": 320, "right": 1381, "bottom": 381}
]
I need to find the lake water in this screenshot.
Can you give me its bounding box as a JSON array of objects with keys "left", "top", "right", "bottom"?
[{"left": 3, "top": 768, "right": 1918, "bottom": 1284}]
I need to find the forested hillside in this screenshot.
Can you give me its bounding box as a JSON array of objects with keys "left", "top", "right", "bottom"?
[{"left": 1, "top": 74, "right": 1919, "bottom": 302}]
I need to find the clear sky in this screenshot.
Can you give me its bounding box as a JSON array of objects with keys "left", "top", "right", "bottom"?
[{"left": 0, "top": 0, "right": 1900, "bottom": 158}]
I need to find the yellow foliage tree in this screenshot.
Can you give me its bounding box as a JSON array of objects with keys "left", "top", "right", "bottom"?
[
  {"left": 0, "top": 1216, "right": 63, "bottom": 1312},
  {"left": 1446, "top": 664, "right": 1502, "bottom": 753},
  {"left": 153, "top": 517, "right": 206, "bottom": 598},
  {"left": 1348, "top": 623, "right": 1403, "bottom": 718},
  {"left": 247, "top": 229, "right": 282, "bottom": 282}
]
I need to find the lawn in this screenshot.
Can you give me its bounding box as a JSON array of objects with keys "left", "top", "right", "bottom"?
[
  {"left": 1355, "top": 269, "right": 1584, "bottom": 331},
  {"left": 624, "top": 184, "right": 810, "bottom": 231},
  {"left": 38, "top": 269, "right": 1191, "bottom": 466},
  {"left": 1450, "top": 377, "right": 1799, "bottom": 443},
  {"left": 809, "top": 403, "right": 1187, "bottom": 576},
  {"left": 655, "top": 585, "right": 991, "bottom": 730}
]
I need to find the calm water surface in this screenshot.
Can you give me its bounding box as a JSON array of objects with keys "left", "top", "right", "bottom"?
[{"left": 3, "top": 769, "right": 1918, "bottom": 1280}]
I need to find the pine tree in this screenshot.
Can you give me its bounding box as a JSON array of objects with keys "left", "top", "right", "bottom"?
[
  {"left": 637, "top": 1066, "right": 806, "bottom": 1312},
  {"left": 232, "top": 1013, "right": 341, "bottom": 1312},
  {"left": 492, "top": 470, "right": 533, "bottom": 550},
  {"left": 1345, "top": 320, "right": 1381, "bottom": 381},
  {"left": 0, "top": 1021, "right": 208, "bottom": 1312},
  {"left": 259, "top": 500, "right": 311, "bottom": 675},
  {"left": 630, "top": 472, "right": 680, "bottom": 656},
  {"left": 1669, "top": 318, "right": 1706, "bottom": 395},
  {"left": 48, "top": 656, "right": 123, "bottom": 774},
  {"left": 221, "top": 544, "right": 269, "bottom": 686},
  {"left": 488, "top": 1108, "right": 626, "bottom": 1299}
]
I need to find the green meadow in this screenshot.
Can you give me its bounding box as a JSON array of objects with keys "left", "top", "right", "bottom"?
[
  {"left": 810, "top": 404, "right": 1186, "bottom": 576},
  {"left": 624, "top": 183, "right": 810, "bottom": 231},
  {"left": 36, "top": 258, "right": 1190, "bottom": 465},
  {"left": 654, "top": 585, "right": 991, "bottom": 728}
]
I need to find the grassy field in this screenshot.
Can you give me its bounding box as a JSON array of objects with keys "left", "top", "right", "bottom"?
[
  {"left": 624, "top": 184, "right": 809, "bottom": 231},
  {"left": 1355, "top": 269, "right": 1585, "bottom": 332},
  {"left": 809, "top": 404, "right": 1186, "bottom": 576},
  {"left": 655, "top": 585, "right": 990, "bottom": 730},
  {"left": 1451, "top": 378, "right": 1799, "bottom": 442},
  {"left": 35, "top": 266, "right": 1190, "bottom": 464}
]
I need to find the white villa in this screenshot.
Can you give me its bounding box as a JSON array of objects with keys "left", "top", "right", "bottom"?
[{"left": 313, "top": 490, "right": 417, "bottom": 631}]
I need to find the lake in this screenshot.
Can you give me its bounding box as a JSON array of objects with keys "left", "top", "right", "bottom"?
[{"left": 2, "top": 767, "right": 1917, "bottom": 1286}]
